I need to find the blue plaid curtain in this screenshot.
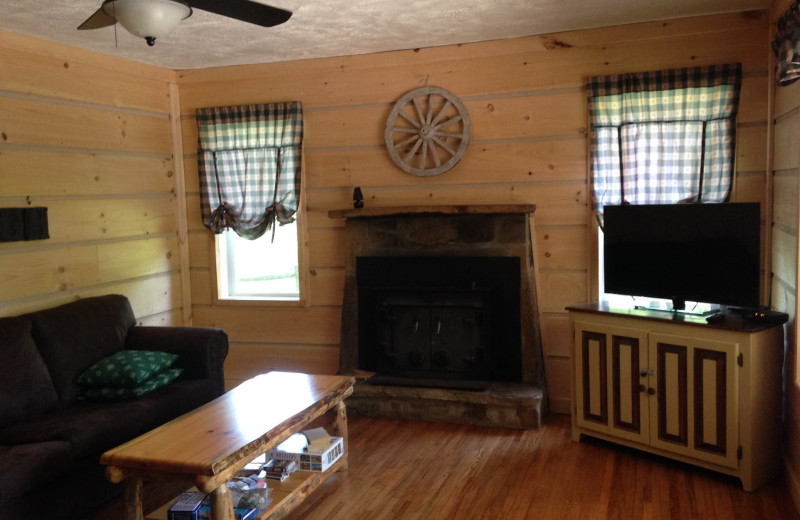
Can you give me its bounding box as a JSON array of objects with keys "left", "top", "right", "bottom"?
[
  {"left": 588, "top": 64, "right": 741, "bottom": 220},
  {"left": 772, "top": 2, "right": 800, "bottom": 86},
  {"left": 196, "top": 102, "right": 303, "bottom": 240}
]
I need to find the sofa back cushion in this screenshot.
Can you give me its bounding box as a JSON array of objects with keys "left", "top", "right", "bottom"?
[
  {"left": 27, "top": 295, "right": 136, "bottom": 404},
  {"left": 0, "top": 316, "right": 59, "bottom": 426}
]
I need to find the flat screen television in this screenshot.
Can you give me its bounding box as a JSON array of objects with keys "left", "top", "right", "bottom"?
[{"left": 603, "top": 202, "right": 761, "bottom": 312}]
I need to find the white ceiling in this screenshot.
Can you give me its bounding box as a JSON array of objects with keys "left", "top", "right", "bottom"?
[{"left": 0, "top": 0, "right": 772, "bottom": 71}]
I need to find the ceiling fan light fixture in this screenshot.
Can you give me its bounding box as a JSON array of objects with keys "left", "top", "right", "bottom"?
[{"left": 102, "top": 0, "right": 192, "bottom": 45}]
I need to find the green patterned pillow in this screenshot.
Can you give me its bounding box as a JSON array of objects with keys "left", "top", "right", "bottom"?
[
  {"left": 77, "top": 350, "right": 178, "bottom": 387},
  {"left": 82, "top": 368, "right": 183, "bottom": 400}
]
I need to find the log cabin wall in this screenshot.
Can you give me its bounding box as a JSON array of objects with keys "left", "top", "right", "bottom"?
[
  {"left": 771, "top": 0, "right": 800, "bottom": 511},
  {"left": 177, "top": 11, "right": 771, "bottom": 405},
  {"left": 0, "top": 30, "right": 189, "bottom": 325}
]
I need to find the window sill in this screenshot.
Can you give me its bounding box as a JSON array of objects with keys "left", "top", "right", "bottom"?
[{"left": 212, "top": 296, "right": 308, "bottom": 308}]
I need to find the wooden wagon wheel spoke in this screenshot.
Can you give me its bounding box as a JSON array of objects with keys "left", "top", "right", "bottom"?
[
  {"left": 412, "top": 97, "right": 426, "bottom": 126},
  {"left": 434, "top": 115, "right": 462, "bottom": 131},
  {"left": 395, "top": 133, "right": 420, "bottom": 149},
  {"left": 431, "top": 136, "right": 457, "bottom": 156},
  {"left": 384, "top": 86, "right": 471, "bottom": 177},
  {"left": 403, "top": 138, "right": 423, "bottom": 163},
  {"left": 431, "top": 99, "right": 452, "bottom": 126},
  {"left": 430, "top": 141, "right": 442, "bottom": 167},
  {"left": 434, "top": 131, "right": 464, "bottom": 139},
  {"left": 426, "top": 94, "right": 435, "bottom": 124},
  {"left": 398, "top": 110, "right": 421, "bottom": 128}
]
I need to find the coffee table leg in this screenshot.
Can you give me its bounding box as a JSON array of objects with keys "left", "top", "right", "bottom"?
[
  {"left": 333, "top": 400, "right": 349, "bottom": 472},
  {"left": 210, "top": 483, "right": 235, "bottom": 520},
  {"left": 123, "top": 478, "right": 143, "bottom": 520}
]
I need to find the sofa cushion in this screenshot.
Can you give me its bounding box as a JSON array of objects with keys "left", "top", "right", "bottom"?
[
  {"left": 0, "top": 378, "right": 218, "bottom": 461},
  {"left": 0, "top": 441, "right": 73, "bottom": 502},
  {"left": 27, "top": 295, "right": 136, "bottom": 404},
  {"left": 0, "top": 317, "right": 59, "bottom": 427},
  {"left": 83, "top": 368, "right": 183, "bottom": 400},
  {"left": 77, "top": 350, "right": 178, "bottom": 387}
]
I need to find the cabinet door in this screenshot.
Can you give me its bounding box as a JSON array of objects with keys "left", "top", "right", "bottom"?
[
  {"left": 574, "top": 322, "right": 649, "bottom": 443},
  {"left": 648, "top": 333, "right": 738, "bottom": 469}
]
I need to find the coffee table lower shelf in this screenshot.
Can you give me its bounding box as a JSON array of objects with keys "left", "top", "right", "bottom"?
[{"left": 147, "top": 458, "right": 346, "bottom": 520}]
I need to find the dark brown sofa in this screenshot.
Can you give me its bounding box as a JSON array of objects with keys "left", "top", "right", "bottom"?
[{"left": 0, "top": 295, "right": 229, "bottom": 520}]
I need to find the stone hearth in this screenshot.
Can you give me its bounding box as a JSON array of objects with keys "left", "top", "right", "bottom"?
[{"left": 329, "top": 205, "right": 547, "bottom": 429}]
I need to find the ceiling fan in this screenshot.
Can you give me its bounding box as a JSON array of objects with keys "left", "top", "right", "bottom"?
[{"left": 78, "top": 0, "right": 292, "bottom": 46}]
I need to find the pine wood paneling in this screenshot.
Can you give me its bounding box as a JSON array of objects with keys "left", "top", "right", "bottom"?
[
  {"left": 736, "top": 124, "right": 769, "bottom": 172},
  {"left": 775, "top": 114, "right": 800, "bottom": 171},
  {"left": 304, "top": 139, "right": 588, "bottom": 188},
  {"left": 771, "top": 0, "right": 800, "bottom": 511},
  {"left": 0, "top": 96, "right": 172, "bottom": 154},
  {"left": 177, "top": 11, "right": 770, "bottom": 416},
  {"left": 535, "top": 226, "right": 588, "bottom": 270},
  {"left": 0, "top": 29, "right": 184, "bottom": 324},
  {"left": 175, "top": 13, "right": 767, "bottom": 112},
  {"left": 775, "top": 173, "right": 799, "bottom": 231},
  {"left": 223, "top": 343, "right": 340, "bottom": 389},
  {"left": 540, "top": 313, "right": 573, "bottom": 358},
  {"left": 0, "top": 151, "right": 174, "bottom": 195},
  {"left": 192, "top": 305, "right": 341, "bottom": 345}
]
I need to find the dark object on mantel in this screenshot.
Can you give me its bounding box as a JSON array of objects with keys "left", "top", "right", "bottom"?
[{"left": 353, "top": 187, "right": 364, "bottom": 208}]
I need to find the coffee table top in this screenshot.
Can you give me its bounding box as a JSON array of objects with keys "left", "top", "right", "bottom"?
[{"left": 101, "top": 372, "right": 354, "bottom": 490}]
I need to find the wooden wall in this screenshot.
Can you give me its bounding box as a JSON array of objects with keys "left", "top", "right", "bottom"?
[
  {"left": 177, "top": 11, "right": 772, "bottom": 404},
  {"left": 771, "top": 0, "right": 800, "bottom": 511},
  {"left": 0, "top": 30, "right": 188, "bottom": 325}
]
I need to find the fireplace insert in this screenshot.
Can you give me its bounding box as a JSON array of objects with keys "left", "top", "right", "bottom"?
[{"left": 357, "top": 256, "right": 521, "bottom": 388}]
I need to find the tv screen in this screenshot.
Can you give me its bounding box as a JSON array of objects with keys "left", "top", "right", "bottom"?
[{"left": 603, "top": 203, "right": 761, "bottom": 310}]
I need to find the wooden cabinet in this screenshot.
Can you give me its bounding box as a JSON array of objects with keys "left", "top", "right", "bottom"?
[{"left": 568, "top": 303, "right": 784, "bottom": 491}]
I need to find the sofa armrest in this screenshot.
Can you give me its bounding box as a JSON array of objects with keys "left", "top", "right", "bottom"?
[{"left": 125, "top": 326, "right": 229, "bottom": 395}]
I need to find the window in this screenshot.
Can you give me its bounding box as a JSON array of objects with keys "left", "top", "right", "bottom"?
[
  {"left": 217, "top": 220, "right": 300, "bottom": 301},
  {"left": 587, "top": 64, "right": 742, "bottom": 307},
  {"left": 587, "top": 64, "right": 742, "bottom": 218},
  {"left": 195, "top": 102, "right": 304, "bottom": 303}
]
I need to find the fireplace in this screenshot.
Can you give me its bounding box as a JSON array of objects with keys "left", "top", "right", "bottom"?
[
  {"left": 330, "top": 205, "right": 546, "bottom": 429},
  {"left": 357, "top": 256, "right": 521, "bottom": 388}
]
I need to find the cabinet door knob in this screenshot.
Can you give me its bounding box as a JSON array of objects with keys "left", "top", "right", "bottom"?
[
  {"left": 638, "top": 384, "right": 646, "bottom": 392},
  {"left": 640, "top": 368, "right": 654, "bottom": 377},
  {"left": 647, "top": 388, "right": 656, "bottom": 395}
]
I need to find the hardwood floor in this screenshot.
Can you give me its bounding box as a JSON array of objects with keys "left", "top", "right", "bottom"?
[{"left": 85, "top": 414, "right": 800, "bottom": 520}]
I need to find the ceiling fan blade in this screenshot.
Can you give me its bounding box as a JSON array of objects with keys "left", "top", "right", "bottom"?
[
  {"left": 77, "top": 7, "right": 117, "bottom": 30},
  {"left": 190, "top": 0, "right": 292, "bottom": 27}
]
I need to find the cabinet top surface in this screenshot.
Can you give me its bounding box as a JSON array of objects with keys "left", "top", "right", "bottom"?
[{"left": 566, "top": 301, "right": 785, "bottom": 333}]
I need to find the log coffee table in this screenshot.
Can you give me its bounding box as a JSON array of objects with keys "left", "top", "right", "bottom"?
[{"left": 101, "top": 372, "right": 355, "bottom": 520}]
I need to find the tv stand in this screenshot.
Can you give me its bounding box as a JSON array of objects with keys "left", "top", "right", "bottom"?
[{"left": 567, "top": 301, "right": 784, "bottom": 491}]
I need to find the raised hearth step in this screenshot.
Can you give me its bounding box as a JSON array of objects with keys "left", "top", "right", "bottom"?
[{"left": 345, "top": 379, "right": 544, "bottom": 430}]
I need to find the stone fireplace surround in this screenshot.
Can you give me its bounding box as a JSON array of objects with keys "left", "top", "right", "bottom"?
[{"left": 329, "top": 204, "right": 546, "bottom": 429}]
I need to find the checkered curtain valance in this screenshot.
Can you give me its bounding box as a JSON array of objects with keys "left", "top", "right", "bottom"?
[
  {"left": 196, "top": 102, "right": 303, "bottom": 240},
  {"left": 773, "top": 2, "right": 800, "bottom": 86},
  {"left": 587, "top": 64, "right": 741, "bottom": 220}
]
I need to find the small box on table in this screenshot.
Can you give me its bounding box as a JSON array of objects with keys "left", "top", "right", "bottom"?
[{"left": 266, "top": 435, "right": 344, "bottom": 472}]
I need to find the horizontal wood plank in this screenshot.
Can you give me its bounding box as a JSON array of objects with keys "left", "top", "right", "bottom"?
[
  {"left": 192, "top": 305, "right": 341, "bottom": 345},
  {"left": 0, "top": 96, "right": 172, "bottom": 154}
]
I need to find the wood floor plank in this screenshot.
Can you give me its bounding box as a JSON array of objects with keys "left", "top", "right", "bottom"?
[{"left": 84, "top": 414, "right": 799, "bottom": 520}]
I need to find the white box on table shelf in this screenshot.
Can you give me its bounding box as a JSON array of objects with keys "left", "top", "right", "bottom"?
[{"left": 265, "top": 435, "right": 344, "bottom": 472}]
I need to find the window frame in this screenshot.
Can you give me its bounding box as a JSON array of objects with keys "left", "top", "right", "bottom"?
[{"left": 210, "top": 158, "right": 310, "bottom": 308}]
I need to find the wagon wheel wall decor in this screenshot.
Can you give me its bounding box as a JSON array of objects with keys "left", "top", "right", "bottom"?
[{"left": 384, "top": 86, "right": 471, "bottom": 177}]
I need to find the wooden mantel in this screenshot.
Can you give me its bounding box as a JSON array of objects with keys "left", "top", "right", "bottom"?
[{"left": 328, "top": 204, "right": 536, "bottom": 219}]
